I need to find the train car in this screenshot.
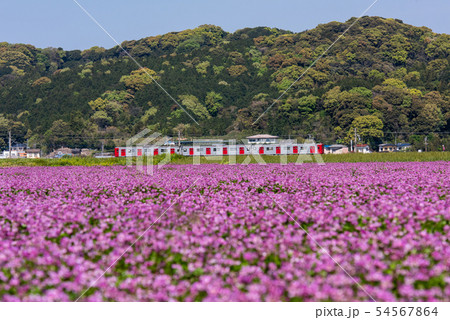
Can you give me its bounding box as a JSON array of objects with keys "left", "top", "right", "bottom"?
[
  {"left": 203, "top": 145, "right": 226, "bottom": 156},
  {"left": 115, "top": 147, "right": 132, "bottom": 157},
  {"left": 115, "top": 143, "right": 324, "bottom": 157},
  {"left": 158, "top": 147, "right": 178, "bottom": 155},
  {"left": 181, "top": 146, "right": 200, "bottom": 156}
]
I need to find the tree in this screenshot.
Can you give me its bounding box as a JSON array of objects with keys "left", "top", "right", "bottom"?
[
  {"left": 205, "top": 91, "right": 223, "bottom": 116},
  {"left": 91, "top": 111, "right": 112, "bottom": 129},
  {"left": 347, "top": 115, "right": 384, "bottom": 143},
  {"left": 89, "top": 98, "right": 108, "bottom": 111},
  {"left": 0, "top": 114, "right": 10, "bottom": 131},
  {"left": 425, "top": 34, "right": 450, "bottom": 58},
  {"left": 172, "top": 123, "right": 191, "bottom": 140},
  {"left": 195, "top": 61, "right": 210, "bottom": 74},
  {"left": 381, "top": 34, "right": 411, "bottom": 64},
  {"left": 140, "top": 107, "right": 158, "bottom": 125},
  {"left": 120, "top": 68, "right": 159, "bottom": 91},
  {"left": 0, "top": 114, "right": 25, "bottom": 148},
  {"left": 413, "top": 104, "right": 444, "bottom": 132},
  {"left": 32, "top": 76, "right": 51, "bottom": 87},
  {"left": 382, "top": 78, "right": 407, "bottom": 89},
  {"left": 297, "top": 95, "right": 318, "bottom": 116},
  {"left": 44, "top": 120, "right": 73, "bottom": 149},
  {"left": 227, "top": 65, "right": 247, "bottom": 77},
  {"left": 178, "top": 95, "right": 211, "bottom": 120},
  {"left": 232, "top": 100, "right": 269, "bottom": 132},
  {"left": 0, "top": 115, "right": 11, "bottom": 149},
  {"left": 0, "top": 50, "right": 32, "bottom": 68}
]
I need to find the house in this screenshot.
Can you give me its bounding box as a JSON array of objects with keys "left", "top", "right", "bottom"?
[
  {"left": 47, "top": 147, "right": 94, "bottom": 158},
  {"left": 379, "top": 143, "right": 412, "bottom": 152},
  {"left": 246, "top": 134, "right": 278, "bottom": 144},
  {"left": 397, "top": 143, "right": 412, "bottom": 151},
  {"left": 81, "top": 148, "right": 94, "bottom": 157},
  {"left": 13, "top": 144, "right": 27, "bottom": 152},
  {"left": 0, "top": 144, "right": 27, "bottom": 158},
  {"left": 324, "top": 144, "right": 349, "bottom": 154},
  {"left": 355, "top": 144, "right": 371, "bottom": 153},
  {"left": 48, "top": 148, "right": 75, "bottom": 158},
  {"left": 26, "top": 149, "right": 41, "bottom": 159},
  {"left": 379, "top": 144, "right": 397, "bottom": 153},
  {"left": 0, "top": 150, "right": 19, "bottom": 158}
]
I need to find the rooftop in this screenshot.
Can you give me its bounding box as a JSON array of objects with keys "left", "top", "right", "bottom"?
[
  {"left": 246, "top": 134, "right": 279, "bottom": 139},
  {"left": 325, "top": 144, "right": 347, "bottom": 148},
  {"left": 379, "top": 143, "right": 412, "bottom": 147}
]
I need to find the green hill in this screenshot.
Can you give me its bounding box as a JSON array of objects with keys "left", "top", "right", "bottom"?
[{"left": 0, "top": 16, "right": 449, "bottom": 151}]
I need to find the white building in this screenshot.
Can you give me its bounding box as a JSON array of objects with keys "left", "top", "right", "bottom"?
[
  {"left": 1, "top": 150, "right": 19, "bottom": 158},
  {"left": 324, "top": 144, "right": 349, "bottom": 154},
  {"left": 246, "top": 134, "right": 279, "bottom": 144},
  {"left": 26, "top": 149, "right": 41, "bottom": 159},
  {"left": 355, "top": 144, "right": 371, "bottom": 153}
]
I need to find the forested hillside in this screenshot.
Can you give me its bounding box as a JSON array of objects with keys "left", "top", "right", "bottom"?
[{"left": 0, "top": 16, "right": 449, "bottom": 151}]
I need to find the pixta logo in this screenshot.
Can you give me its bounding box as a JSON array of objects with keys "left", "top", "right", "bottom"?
[
  {"left": 126, "top": 129, "right": 172, "bottom": 175},
  {"left": 126, "top": 130, "right": 325, "bottom": 171}
]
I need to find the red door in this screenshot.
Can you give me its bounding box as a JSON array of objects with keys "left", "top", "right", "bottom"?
[
  {"left": 115, "top": 148, "right": 119, "bottom": 157},
  {"left": 206, "top": 148, "right": 211, "bottom": 155},
  {"left": 154, "top": 149, "right": 159, "bottom": 156},
  {"left": 121, "top": 149, "right": 126, "bottom": 157},
  {"left": 137, "top": 149, "right": 142, "bottom": 156},
  {"left": 223, "top": 147, "right": 228, "bottom": 155},
  {"left": 276, "top": 146, "right": 281, "bottom": 154},
  {"left": 189, "top": 148, "right": 194, "bottom": 155},
  {"left": 293, "top": 146, "right": 298, "bottom": 154},
  {"left": 239, "top": 147, "right": 245, "bottom": 155},
  {"left": 259, "top": 147, "right": 264, "bottom": 154},
  {"left": 310, "top": 146, "right": 315, "bottom": 154},
  {"left": 170, "top": 148, "right": 175, "bottom": 154},
  {"left": 317, "top": 144, "right": 324, "bottom": 154}
]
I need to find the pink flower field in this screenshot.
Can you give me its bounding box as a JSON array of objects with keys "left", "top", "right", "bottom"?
[{"left": 0, "top": 162, "right": 449, "bottom": 302}]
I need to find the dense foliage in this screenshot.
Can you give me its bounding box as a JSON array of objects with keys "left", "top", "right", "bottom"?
[{"left": 0, "top": 17, "right": 449, "bottom": 151}]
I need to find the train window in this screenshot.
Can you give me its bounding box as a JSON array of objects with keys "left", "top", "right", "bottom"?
[
  {"left": 213, "top": 148, "right": 216, "bottom": 152},
  {"left": 266, "top": 147, "right": 273, "bottom": 151},
  {"left": 196, "top": 148, "right": 200, "bottom": 151},
  {"left": 287, "top": 147, "right": 290, "bottom": 150},
  {"left": 161, "top": 149, "right": 166, "bottom": 152}
]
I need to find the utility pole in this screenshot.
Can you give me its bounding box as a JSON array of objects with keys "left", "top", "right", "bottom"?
[
  {"left": 178, "top": 130, "right": 181, "bottom": 148},
  {"left": 8, "top": 130, "right": 12, "bottom": 159},
  {"left": 101, "top": 141, "right": 104, "bottom": 155},
  {"left": 424, "top": 136, "right": 428, "bottom": 152},
  {"left": 354, "top": 128, "right": 357, "bottom": 152}
]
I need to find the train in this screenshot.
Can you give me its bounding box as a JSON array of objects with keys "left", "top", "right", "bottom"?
[{"left": 115, "top": 142, "right": 324, "bottom": 157}]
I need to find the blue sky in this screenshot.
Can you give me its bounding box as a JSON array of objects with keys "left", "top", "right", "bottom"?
[{"left": 0, "top": 0, "right": 448, "bottom": 50}]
